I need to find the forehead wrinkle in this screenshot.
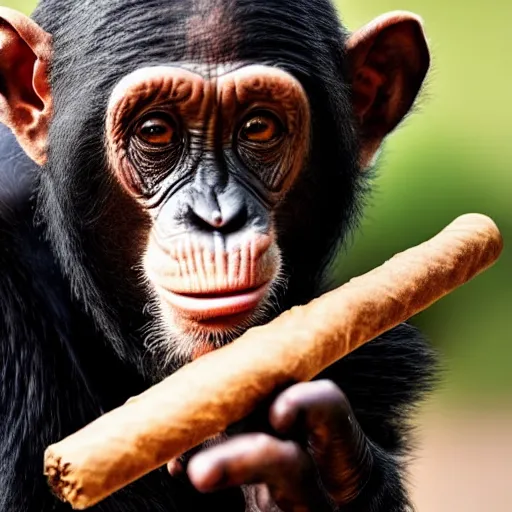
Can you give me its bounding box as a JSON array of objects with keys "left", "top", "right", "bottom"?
[{"left": 185, "top": 0, "right": 238, "bottom": 71}]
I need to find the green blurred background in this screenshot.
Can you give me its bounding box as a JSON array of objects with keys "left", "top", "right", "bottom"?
[
  {"left": 333, "top": 0, "right": 512, "bottom": 409},
  {"left": 4, "top": 0, "right": 512, "bottom": 509}
]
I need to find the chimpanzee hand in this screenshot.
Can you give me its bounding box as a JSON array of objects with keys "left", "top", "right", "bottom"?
[{"left": 169, "top": 380, "right": 373, "bottom": 512}]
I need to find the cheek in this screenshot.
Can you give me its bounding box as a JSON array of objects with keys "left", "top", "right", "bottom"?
[
  {"left": 99, "top": 186, "right": 152, "bottom": 277},
  {"left": 106, "top": 142, "right": 146, "bottom": 199}
]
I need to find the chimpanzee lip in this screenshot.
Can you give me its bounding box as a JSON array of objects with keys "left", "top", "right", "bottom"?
[
  {"left": 175, "top": 285, "right": 263, "bottom": 299},
  {"left": 160, "top": 282, "right": 270, "bottom": 320}
]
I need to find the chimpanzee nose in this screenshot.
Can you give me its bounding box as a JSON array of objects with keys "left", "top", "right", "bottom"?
[{"left": 188, "top": 194, "right": 248, "bottom": 235}]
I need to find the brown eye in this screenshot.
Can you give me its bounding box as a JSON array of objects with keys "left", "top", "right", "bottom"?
[
  {"left": 136, "top": 115, "right": 177, "bottom": 146},
  {"left": 240, "top": 113, "right": 284, "bottom": 143}
]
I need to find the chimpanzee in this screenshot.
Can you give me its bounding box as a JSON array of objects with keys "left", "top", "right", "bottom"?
[{"left": 0, "top": 1, "right": 437, "bottom": 511}]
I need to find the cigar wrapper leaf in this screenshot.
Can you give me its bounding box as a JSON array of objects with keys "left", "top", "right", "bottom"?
[{"left": 43, "top": 213, "right": 504, "bottom": 509}]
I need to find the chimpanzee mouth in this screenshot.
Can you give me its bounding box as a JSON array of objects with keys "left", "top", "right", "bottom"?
[{"left": 161, "top": 283, "right": 271, "bottom": 320}]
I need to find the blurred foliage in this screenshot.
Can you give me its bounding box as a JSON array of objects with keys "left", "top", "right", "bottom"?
[
  {"left": 6, "top": 0, "right": 512, "bottom": 405},
  {"left": 333, "top": 0, "right": 512, "bottom": 407}
]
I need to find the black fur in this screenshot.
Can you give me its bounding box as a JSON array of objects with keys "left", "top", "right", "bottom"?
[{"left": 0, "top": 1, "right": 438, "bottom": 511}]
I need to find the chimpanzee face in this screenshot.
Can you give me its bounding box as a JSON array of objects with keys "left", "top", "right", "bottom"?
[{"left": 105, "top": 63, "right": 311, "bottom": 359}]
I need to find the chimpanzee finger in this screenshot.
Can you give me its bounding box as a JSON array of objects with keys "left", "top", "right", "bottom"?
[
  {"left": 187, "top": 433, "right": 333, "bottom": 511},
  {"left": 269, "top": 380, "right": 372, "bottom": 504},
  {"left": 167, "top": 458, "right": 185, "bottom": 478}
]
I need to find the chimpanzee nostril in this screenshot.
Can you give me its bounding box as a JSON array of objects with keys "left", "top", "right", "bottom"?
[
  {"left": 211, "top": 210, "right": 223, "bottom": 227},
  {"left": 188, "top": 200, "right": 248, "bottom": 235},
  {"left": 216, "top": 203, "right": 248, "bottom": 234}
]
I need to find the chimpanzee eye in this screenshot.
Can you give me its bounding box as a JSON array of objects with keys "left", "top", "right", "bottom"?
[
  {"left": 239, "top": 112, "right": 284, "bottom": 144},
  {"left": 136, "top": 114, "right": 178, "bottom": 147}
]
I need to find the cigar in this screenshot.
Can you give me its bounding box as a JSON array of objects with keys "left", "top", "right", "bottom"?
[{"left": 44, "top": 213, "right": 503, "bottom": 509}]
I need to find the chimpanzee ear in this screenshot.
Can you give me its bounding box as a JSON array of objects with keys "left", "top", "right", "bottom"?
[
  {"left": 346, "top": 11, "right": 430, "bottom": 169},
  {"left": 0, "top": 7, "right": 52, "bottom": 165}
]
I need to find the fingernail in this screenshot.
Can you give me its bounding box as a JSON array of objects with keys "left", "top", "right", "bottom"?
[
  {"left": 188, "top": 456, "right": 226, "bottom": 492},
  {"left": 270, "top": 398, "right": 297, "bottom": 434},
  {"left": 167, "top": 459, "right": 184, "bottom": 477}
]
